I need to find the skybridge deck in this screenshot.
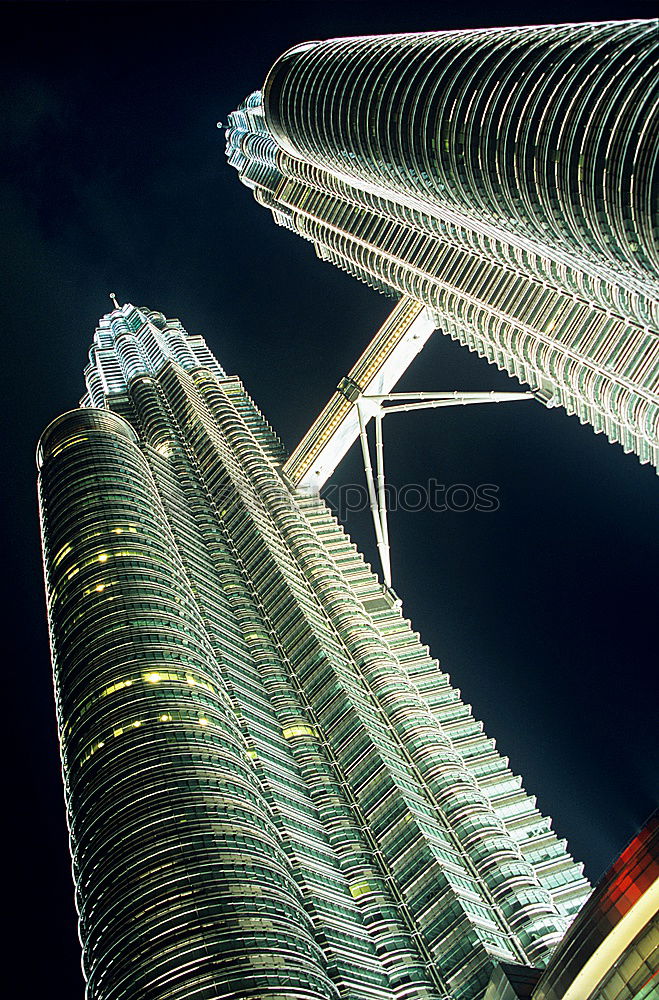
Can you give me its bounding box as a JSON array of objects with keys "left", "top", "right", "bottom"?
[{"left": 283, "top": 298, "right": 435, "bottom": 494}]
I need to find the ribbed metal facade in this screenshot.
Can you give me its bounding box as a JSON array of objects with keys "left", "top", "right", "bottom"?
[
  {"left": 226, "top": 20, "right": 659, "bottom": 469},
  {"left": 39, "top": 305, "right": 590, "bottom": 1000}
]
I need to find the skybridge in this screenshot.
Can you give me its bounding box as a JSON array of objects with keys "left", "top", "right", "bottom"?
[{"left": 283, "top": 297, "right": 534, "bottom": 588}]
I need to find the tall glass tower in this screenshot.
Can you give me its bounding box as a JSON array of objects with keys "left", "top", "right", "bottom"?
[
  {"left": 226, "top": 19, "right": 659, "bottom": 469},
  {"left": 38, "top": 304, "right": 589, "bottom": 1000}
]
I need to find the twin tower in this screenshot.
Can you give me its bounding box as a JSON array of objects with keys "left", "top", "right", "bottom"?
[
  {"left": 228, "top": 19, "right": 658, "bottom": 469},
  {"left": 38, "top": 20, "right": 656, "bottom": 1000}
]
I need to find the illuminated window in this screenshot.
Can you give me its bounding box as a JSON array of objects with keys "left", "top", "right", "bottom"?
[
  {"left": 282, "top": 724, "right": 316, "bottom": 739},
  {"left": 349, "top": 882, "right": 371, "bottom": 899}
]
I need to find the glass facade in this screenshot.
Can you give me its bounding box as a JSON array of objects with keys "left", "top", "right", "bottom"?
[
  {"left": 226, "top": 20, "right": 659, "bottom": 469},
  {"left": 39, "top": 305, "right": 591, "bottom": 999}
]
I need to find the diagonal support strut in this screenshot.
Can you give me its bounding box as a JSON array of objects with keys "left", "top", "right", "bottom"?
[{"left": 356, "top": 390, "right": 533, "bottom": 589}]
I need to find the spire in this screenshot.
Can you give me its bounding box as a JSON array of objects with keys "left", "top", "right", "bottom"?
[{"left": 109, "top": 292, "right": 120, "bottom": 310}]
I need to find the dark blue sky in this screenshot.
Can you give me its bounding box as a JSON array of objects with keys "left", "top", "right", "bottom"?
[{"left": 2, "top": 2, "right": 657, "bottom": 995}]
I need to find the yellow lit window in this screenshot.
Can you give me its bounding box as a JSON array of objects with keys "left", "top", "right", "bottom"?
[
  {"left": 349, "top": 882, "right": 371, "bottom": 899},
  {"left": 51, "top": 435, "right": 89, "bottom": 457},
  {"left": 282, "top": 724, "right": 316, "bottom": 739},
  {"left": 83, "top": 580, "right": 115, "bottom": 597},
  {"left": 101, "top": 679, "right": 133, "bottom": 698},
  {"left": 53, "top": 544, "right": 72, "bottom": 567}
]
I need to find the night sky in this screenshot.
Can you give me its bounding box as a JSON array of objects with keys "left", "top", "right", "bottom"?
[{"left": 2, "top": 3, "right": 657, "bottom": 995}]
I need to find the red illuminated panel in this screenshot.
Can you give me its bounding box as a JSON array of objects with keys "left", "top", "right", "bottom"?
[{"left": 597, "top": 815, "right": 659, "bottom": 928}]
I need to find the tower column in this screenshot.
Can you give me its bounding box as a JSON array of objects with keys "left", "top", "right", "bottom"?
[
  {"left": 196, "top": 378, "right": 570, "bottom": 966},
  {"left": 38, "top": 407, "right": 339, "bottom": 1000}
]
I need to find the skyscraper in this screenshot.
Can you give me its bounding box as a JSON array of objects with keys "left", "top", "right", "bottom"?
[
  {"left": 38, "top": 304, "right": 589, "bottom": 1000},
  {"left": 226, "top": 19, "right": 659, "bottom": 469}
]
